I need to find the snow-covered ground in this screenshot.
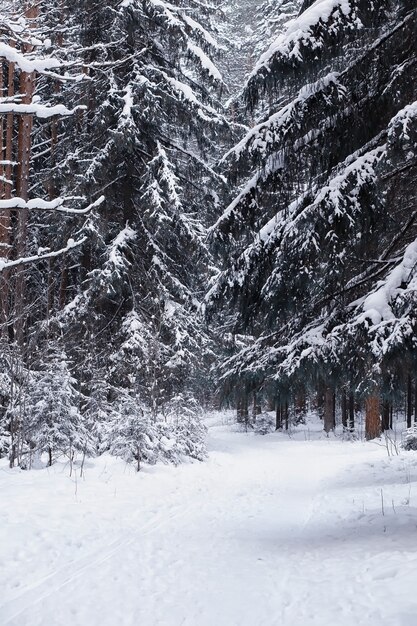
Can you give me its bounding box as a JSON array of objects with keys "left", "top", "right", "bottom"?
[{"left": 1, "top": 414, "right": 417, "bottom": 626}]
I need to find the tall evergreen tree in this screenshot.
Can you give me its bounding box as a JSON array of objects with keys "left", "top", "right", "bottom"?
[
  {"left": 1, "top": 0, "right": 230, "bottom": 466},
  {"left": 208, "top": 0, "right": 417, "bottom": 437}
]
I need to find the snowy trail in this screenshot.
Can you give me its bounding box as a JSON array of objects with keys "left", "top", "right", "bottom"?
[{"left": 2, "top": 420, "right": 417, "bottom": 625}]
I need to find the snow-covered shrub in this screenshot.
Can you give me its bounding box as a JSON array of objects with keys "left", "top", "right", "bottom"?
[
  {"left": 108, "top": 392, "right": 207, "bottom": 470},
  {"left": 162, "top": 394, "right": 207, "bottom": 462},
  {"left": 0, "top": 424, "right": 10, "bottom": 458},
  {"left": 109, "top": 394, "right": 157, "bottom": 471},
  {"left": 255, "top": 412, "right": 275, "bottom": 435},
  {"left": 13, "top": 353, "right": 92, "bottom": 467},
  {"left": 402, "top": 426, "right": 417, "bottom": 451}
]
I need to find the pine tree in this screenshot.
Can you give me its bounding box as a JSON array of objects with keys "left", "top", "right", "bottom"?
[
  {"left": 48, "top": 0, "right": 228, "bottom": 421},
  {"left": 208, "top": 0, "right": 417, "bottom": 437},
  {"left": 10, "top": 348, "right": 92, "bottom": 467},
  {"left": 0, "top": 0, "right": 230, "bottom": 467}
]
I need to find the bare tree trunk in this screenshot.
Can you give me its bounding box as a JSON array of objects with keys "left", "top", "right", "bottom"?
[
  {"left": 341, "top": 390, "right": 348, "bottom": 429},
  {"left": 237, "top": 392, "right": 249, "bottom": 424},
  {"left": 0, "top": 51, "right": 15, "bottom": 334},
  {"left": 293, "top": 388, "right": 306, "bottom": 424},
  {"left": 284, "top": 401, "right": 289, "bottom": 431},
  {"left": 406, "top": 374, "right": 412, "bottom": 429},
  {"left": 414, "top": 378, "right": 417, "bottom": 424},
  {"left": 14, "top": 3, "right": 38, "bottom": 344},
  {"left": 275, "top": 401, "right": 282, "bottom": 430},
  {"left": 381, "top": 400, "right": 390, "bottom": 432},
  {"left": 348, "top": 391, "right": 355, "bottom": 432},
  {"left": 365, "top": 393, "right": 381, "bottom": 440},
  {"left": 316, "top": 380, "right": 324, "bottom": 420},
  {"left": 252, "top": 391, "right": 261, "bottom": 420},
  {"left": 323, "top": 387, "right": 334, "bottom": 433}
]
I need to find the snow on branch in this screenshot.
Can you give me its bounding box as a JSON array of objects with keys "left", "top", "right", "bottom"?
[
  {"left": 248, "top": 0, "right": 376, "bottom": 80},
  {"left": 224, "top": 72, "right": 344, "bottom": 165},
  {"left": 181, "top": 13, "right": 223, "bottom": 50},
  {"left": 388, "top": 100, "right": 417, "bottom": 141},
  {"left": 0, "top": 41, "right": 62, "bottom": 73},
  {"left": 187, "top": 42, "right": 223, "bottom": 82},
  {"left": 0, "top": 101, "right": 85, "bottom": 118},
  {"left": 0, "top": 237, "right": 87, "bottom": 273},
  {"left": 358, "top": 237, "right": 417, "bottom": 325},
  {"left": 0, "top": 195, "right": 105, "bottom": 214},
  {"left": 160, "top": 71, "right": 225, "bottom": 124}
]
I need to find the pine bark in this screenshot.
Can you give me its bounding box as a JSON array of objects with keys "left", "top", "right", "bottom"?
[
  {"left": 0, "top": 50, "right": 15, "bottom": 333},
  {"left": 14, "top": 3, "right": 38, "bottom": 344},
  {"left": 365, "top": 393, "right": 381, "bottom": 440}
]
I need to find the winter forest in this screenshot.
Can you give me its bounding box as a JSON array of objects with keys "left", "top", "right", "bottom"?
[{"left": 1, "top": 0, "right": 417, "bottom": 624}]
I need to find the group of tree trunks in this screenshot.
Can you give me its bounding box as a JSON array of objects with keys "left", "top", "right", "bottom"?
[{"left": 236, "top": 377, "right": 417, "bottom": 439}]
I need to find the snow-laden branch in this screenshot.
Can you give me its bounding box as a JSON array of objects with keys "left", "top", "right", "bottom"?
[
  {"left": 0, "top": 41, "right": 61, "bottom": 73},
  {"left": 0, "top": 195, "right": 105, "bottom": 214},
  {"left": 0, "top": 102, "right": 86, "bottom": 118},
  {"left": 249, "top": 0, "right": 363, "bottom": 79},
  {"left": 223, "top": 72, "right": 344, "bottom": 165},
  {"left": 187, "top": 43, "right": 223, "bottom": 82},
  {"left": 0, "top": 237, "right": 87, "bottom": 272},
  {"left": 357, "top": 237, "right": 417, "bottom": 325}
]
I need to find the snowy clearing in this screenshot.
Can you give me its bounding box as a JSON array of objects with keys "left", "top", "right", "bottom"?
[{"left": 1, "top": 415, "right": 417, "bottom": 626}]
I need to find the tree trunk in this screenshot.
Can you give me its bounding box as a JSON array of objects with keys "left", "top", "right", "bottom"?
[
  {"left": 406, "top": 374, "right": 412, "bottom": 429},
  {"left": 284, "top": 401, "right": 289, "bottom": 431},
  {"left": 0, "top": 50, "right": 15, "bottom": 334},
  {"left": 365, "top": 393, "right": 381, "bottom": 440},
  {"left": 414, "top": 378, "right": 417, "bottom": 424},
  {"left": 323, "top": 387, "right": 334, "bottom": 433},
  {"left": 381, "top": 400, "right": 390, "bottom": 432},
  {"left": 237, "top": 392, "right": 248, "bottom": 423},
  {"left": 14, "top": 3, "right": 38, "bottom": 345},
  {"left": 275, "top": 401, "right": 282, "bottom": 430},
  {"left": 252, "top": 391, "right": 261, "bottom": 420},
  {"left": 295, "top": 388, "right": 306, "bottom": 419},
  {"left": 348, "top": 391, "right": 355, "bottom": 432},
  {"left": 341, "top": 390, "right": 348, "bottom": 429}
]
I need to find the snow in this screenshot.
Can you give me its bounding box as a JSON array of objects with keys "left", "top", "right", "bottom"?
[
  {"left": 0, "top": 42, "right": 62, "bottom": 73},
  {"left": 250, "top": 0, "right": 358, "bottom": 76},
  {"left": 187, "top": 42, "right": 223, "bottom": 82},
  {"left": 2, "top": 414, "right": 417, "bottom": 626},
  {"left": 360, "top": 237, "right": 417, "bottom": 325},
  {"left": 388, "top": 100, "right": 417, "bottom": 140},
  {"left": 0, "top": 195, "right": 104, "bottom": 214},
  {"left": 0, "top": 102, "right": 83, "bottom": 118},
  {"left": 223, "top": 72, "right": 344, "bottom": 164},
  {"left": 0, "top": 237, "right": 87, "bottom": 272},
  {"left": 181, "top": 14, "right": 223, "bottom": 50}
]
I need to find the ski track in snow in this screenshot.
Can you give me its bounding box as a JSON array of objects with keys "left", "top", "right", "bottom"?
[{"left": 2, "top": 416, "right": 417, "bottom": 626}]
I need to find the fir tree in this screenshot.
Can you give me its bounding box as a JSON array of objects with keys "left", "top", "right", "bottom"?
[{"left": 208, "top": 0, "right": 417, "bottom": 437}]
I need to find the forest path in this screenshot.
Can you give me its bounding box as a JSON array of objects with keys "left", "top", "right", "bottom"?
[{"left": 1, "top": 417, "right": 417, "bottom": 626}]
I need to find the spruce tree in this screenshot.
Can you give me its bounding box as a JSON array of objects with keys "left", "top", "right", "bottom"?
[{"left": 208, "top": 0, "right": 417, "bottom": 437}]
